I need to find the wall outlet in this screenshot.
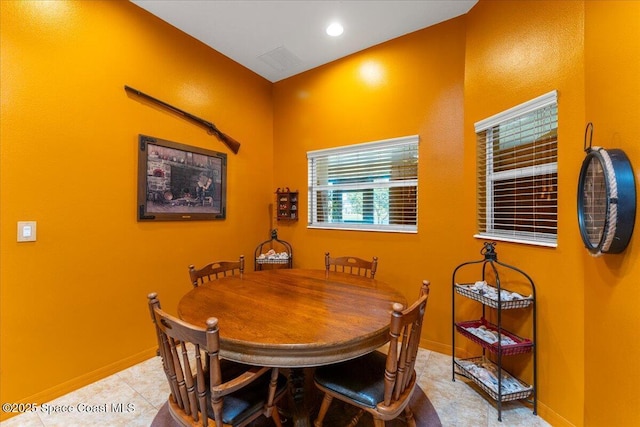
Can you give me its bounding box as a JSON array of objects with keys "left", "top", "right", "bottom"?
[{"left": 18, "top": 221, "right": 37, "bottom": 242}]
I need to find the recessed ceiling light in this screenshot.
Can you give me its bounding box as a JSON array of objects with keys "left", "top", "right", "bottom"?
[{"left": 326, "top": 22, "right": 344, "bottom": 37}]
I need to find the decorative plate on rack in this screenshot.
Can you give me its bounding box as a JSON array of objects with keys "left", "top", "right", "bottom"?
[{"left": 577, "top": 123, "right": 636, "bottom": 256}]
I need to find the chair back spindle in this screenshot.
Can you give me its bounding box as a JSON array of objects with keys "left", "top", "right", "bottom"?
[
  {"left": 325, "top": 252, "right": 378, "bottom": 278},
  {"left": 313, "top": 280, "right": 430, "bottom": 427},
  {"left": 385, "top": 281, "right": 429, "bottom": 407},
  {"left": 147, "top": 292, "right": 285, "bottom": 427},
  {"left": 189, "top": 255, "right": 245, "bottom": 288}
]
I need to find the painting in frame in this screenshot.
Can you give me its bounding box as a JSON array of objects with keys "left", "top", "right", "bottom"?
[{"left": 137, "top": 134, "right": 227, "bottom": 221}]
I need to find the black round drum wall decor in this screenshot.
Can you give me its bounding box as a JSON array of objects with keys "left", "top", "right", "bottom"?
[{"left": 577, "top": 123, "right": 636, "bottom": 256}]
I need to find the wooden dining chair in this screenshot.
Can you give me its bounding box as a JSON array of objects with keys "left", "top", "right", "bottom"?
[
  {"left": 325, "top": 252, "right": 378, "bottom": 278},
  {"left": 189, "top": 256, "right": 245, "bottom": 288},
  {"left": 313, "top": 280, "right": 430, "bottom": 427},
  {"left": 147, "top": 292, "right": 287, "bottom": 427}
]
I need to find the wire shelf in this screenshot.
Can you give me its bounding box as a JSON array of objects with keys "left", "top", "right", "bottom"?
[
  {"left": 455, "top": 283, "right": 533, "bottom": 309},
  {"left": 255, "top": 258, "right": 290, "bottom": 265},
  {"left": 454, "top": 356, "right": 533, "bottom": 402},
  {"left": 455, "top": 319, "right": 533, "bottom": 355}
]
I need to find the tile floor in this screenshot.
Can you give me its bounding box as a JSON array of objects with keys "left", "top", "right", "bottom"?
[{"left": 1, "top": 350, "right": 551, "bottom": 427}]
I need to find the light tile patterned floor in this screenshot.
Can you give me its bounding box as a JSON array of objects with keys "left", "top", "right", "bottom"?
[{"left": 1, "top": 350, "right": 551, "bottom": 426}]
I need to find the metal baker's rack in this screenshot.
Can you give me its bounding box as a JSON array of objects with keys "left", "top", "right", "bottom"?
[{"left": 452, "top": 242, "right": 537, "bottom": 422}]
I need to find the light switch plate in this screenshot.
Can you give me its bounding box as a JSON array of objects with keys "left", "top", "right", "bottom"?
[{"left": 18, "top": 221, "right": 37, "bottom": 242}]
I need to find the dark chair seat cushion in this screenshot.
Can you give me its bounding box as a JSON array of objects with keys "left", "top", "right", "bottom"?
[
  {"left": 204, "top": 360, "right": 288, "bottom": 426},
  {"left": 314, "top": 350, "right": 387, "bottom": 409}
]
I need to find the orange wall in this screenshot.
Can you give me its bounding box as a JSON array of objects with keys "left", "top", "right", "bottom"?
[
  {"left": 464, "top": 2, "right": 586, "bottom": 425},
  {"left": 274, "top": 0, "right": 587, "bottom": 424},
  {"left": 0, "top": 0, "right": 274, "bottom": 414},
  {"left": 272, "top": 1, "right": 639, "bottom": 426},
  {"left": 584, "top": 2, "right": 640, "bottom": 426},
  {"left": 3, "top": 1, "right": 640, "bottom": 426},
  {"left": 273, "top": 16, "right": 469, "bottom": 355}
]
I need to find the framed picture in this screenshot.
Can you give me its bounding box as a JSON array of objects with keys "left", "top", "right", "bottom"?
[{"left": 137, "top": 134, "right": 227, "bottom": 221}]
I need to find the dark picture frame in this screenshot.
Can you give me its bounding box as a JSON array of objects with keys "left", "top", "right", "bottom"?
[{"left": 137, "top": 134, "right": 227, "bottom": 221}]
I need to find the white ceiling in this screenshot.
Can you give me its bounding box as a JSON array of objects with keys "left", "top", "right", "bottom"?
[{"left": 130, "top": 0, "right": 477, "bottom": 82}]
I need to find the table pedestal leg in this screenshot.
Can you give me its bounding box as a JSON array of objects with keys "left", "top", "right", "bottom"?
[{"left": 287, "top": 368, "right": 312, "bottom": 427}]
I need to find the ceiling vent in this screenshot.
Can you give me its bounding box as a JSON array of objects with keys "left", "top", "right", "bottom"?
[{"left": 258, "top": 46, "right": 302, "bottom": 72}]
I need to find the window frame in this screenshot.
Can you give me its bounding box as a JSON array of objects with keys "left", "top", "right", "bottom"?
[
  {"left": 307, "top": 135, "right": 419, "bottom": 233},
  {"left": 474, "top": 91, "right": 558, "bottom": 247}
]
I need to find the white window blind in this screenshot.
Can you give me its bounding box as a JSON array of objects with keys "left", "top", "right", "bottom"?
[
  {"left": 307, "top": 135, "right": 419, "bottom": 233},
  {"left": 475, "top": 91, "right": 558, "bottom": 247}
]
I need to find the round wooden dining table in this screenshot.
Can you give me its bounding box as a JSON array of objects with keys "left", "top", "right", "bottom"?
[{"left": 177, "top": 268, "right": 407, "bottom": 368}]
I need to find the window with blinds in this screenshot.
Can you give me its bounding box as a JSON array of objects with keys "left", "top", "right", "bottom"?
[
  {"left": 475, "top": 91, "right": 558, "bottom": 247},
  {"left": 307, "top": 135, "right": 419, "bottom": 233}
]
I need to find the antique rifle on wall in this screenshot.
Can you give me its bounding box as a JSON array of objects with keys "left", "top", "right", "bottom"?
[{"left": 124, "top": 85, "right": 240, "bottom": 154}]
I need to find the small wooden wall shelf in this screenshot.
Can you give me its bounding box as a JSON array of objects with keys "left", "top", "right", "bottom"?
[{"left": 276, "top": 188, "right": 298, "bottom": 221}]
